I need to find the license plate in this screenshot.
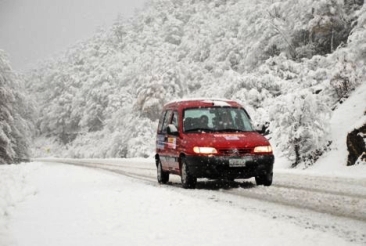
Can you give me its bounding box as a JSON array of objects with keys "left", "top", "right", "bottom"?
[{"left": 229, "top": 156, "right": 252, "bottom": 167}]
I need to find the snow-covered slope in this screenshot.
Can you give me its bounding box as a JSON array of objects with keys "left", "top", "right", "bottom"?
[
  {"left": 24, "top": 0, "right": 366, "bottom": 168},
  {"left": 308, "top": 82, "right": 366, "bottom": 173},
  {"left": 272, "top": 81, "right": 366, "bottom": 174}
]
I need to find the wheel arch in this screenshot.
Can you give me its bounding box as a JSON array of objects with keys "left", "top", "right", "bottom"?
[
  {"left": 178, "top": 153, "right": 186, "bottom": 172},
  {"left": 155, "top": 154, "right": 160, "bottom": 168}
]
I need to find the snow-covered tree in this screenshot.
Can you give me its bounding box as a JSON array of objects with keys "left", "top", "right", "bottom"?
[
  {"left": 269, "top": 90, "right": 331, "bottom": 167},
  {"left": 23, "top": 0, "right": 366, "bottom": 164},
  {"left": 0, "top": 73, "right": 14, "bottom": 163},
  {"left": 0, "top": 50, "right": 33, "bottom": 164},
  {"left": 347, "top": 3, "right": 366, "bottom": 62}
]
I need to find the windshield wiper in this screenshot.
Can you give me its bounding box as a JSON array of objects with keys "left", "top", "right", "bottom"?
[
  {"left": 214, "top": 128, "right": 249, "bottom": 132},
  {"left": 185, "top": 128, "right": 215, "bottom": 133}
]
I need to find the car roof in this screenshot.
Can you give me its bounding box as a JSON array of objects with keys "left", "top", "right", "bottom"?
[{"left": 163, "top": 98, "right": 243, "bottom": 110}]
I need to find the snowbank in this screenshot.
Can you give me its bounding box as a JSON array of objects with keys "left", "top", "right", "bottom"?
[{"left": 0, "top": 163, "right": 39, "bottom": 245}]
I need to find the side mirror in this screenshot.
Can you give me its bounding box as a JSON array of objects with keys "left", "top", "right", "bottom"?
[
  {"left": 255, "top": 122, "right": 270, "bottom": 135},
  {"left": 167, "top": 124, "right": 179, "bottom": 136}
]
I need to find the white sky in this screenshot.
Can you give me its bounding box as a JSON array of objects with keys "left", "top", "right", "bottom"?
[{"left": 0, "top": 0, "right": 148, "bottom": 71}]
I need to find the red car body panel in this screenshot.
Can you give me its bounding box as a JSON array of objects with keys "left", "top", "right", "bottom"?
[{"left": 155, "top": 99, "right": 274, "bottom": 182}]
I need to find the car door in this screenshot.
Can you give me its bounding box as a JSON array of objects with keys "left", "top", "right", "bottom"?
[
  {"left": 157, "top": 110, "right": 173, "bottom": 171},
  {"left": 167, "top": 110, "right": 180, "bottom": 172}
]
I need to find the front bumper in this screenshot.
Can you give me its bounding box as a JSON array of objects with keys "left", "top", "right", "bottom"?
[{"left": 184, "top": 154, "right": 274, "bottom": 179}]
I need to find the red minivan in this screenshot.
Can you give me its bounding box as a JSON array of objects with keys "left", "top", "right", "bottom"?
[{"left": 155, "top": 99, "right": 274, "bottom": 188}]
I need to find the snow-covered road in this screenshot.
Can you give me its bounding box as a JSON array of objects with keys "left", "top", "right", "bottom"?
[
  {"left": 50, "top": 158, "right": 366, "bottom": 221},
  {"left": 1, "top": 159, "right": 366, "bottom": 245}
]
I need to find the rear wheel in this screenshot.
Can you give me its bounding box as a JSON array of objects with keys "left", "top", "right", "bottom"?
[
  {"left": 255, "top": 172, "right": 273, "bottom": 186},
  {"left": 157, "top": 159, "right": 169, "bottom": 184},
  {"left": 181, "top": 158, "right": 197, "bottom": 189}
]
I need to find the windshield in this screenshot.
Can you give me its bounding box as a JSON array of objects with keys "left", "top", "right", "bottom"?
[{"left": 183, "top": 107, "right": 254, "bottom": 133}]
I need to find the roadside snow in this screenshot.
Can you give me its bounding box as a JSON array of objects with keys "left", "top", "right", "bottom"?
[
  {"left": 0, "top": 163, "right": 356, "bottom": 246},
  {"left": 0, "top": 164, "right": 38, "bottom": 245},
  {"left": 308, "top": 82, "right": 366, "bottom": 173},
  {"left": 272, "top": 81, "right": 366, "bottom": 171},
  {"left": 0, "top": 162, "right": 357, "bottom": 246}
]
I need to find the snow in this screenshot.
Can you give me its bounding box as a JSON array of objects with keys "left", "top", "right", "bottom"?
[
  {"left": 1, "top": 1, "right": 366, "bottom": 244},
  {"left": 1, "top": 58, "right": 364, "bottom": 245},
  {"left": 270, "top": 79, "right": 366, "bottom": 171},
  {"left": 167, "top": 98, "right": 234, "bottom": 106},
  {"left": 18, "top": 0, "right": 365, "bottom": 161},
  {"left": 305, "top": 81, "right": 366, "bottom": 172},
  {"left": 0, "top": 161, "right": 361, "bottom": 246}
]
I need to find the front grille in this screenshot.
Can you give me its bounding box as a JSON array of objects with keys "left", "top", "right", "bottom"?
[{"left": 218, "top": 148, "right": 252, "bottom": 156}]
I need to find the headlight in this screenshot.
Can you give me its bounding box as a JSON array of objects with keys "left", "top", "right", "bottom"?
[
  {"left": 193, "top": 147, "right": 218, "bottom": 154},
  {"left": 253, "top": 146, "right": 272, "bottom": 153}
]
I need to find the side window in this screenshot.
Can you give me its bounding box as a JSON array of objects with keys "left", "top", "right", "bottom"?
[
  {"left": 161, "top": 110, "right": 173, "bottom": 134},
  {"left": 171, "top": 111, "right": 179, "bottom": 129},
  {"left": 157, "top": 111, "right": 167, "bottom": 133},
  {"left": 239, "top": 110, "right": 253, "bottom": 131}
]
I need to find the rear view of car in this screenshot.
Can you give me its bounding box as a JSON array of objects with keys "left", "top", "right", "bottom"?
[{"left": 155, "top": 99, "right": 274, "bottom": 189}]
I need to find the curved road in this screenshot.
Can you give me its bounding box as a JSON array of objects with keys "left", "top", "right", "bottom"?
[{"left": 37, "top": 158, "right": 366, "bottom": 244}]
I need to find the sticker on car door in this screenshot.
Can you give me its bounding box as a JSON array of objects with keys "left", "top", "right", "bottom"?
[
  {"left": 157, "top": 135, "right": 165, "bottom": 149},
  {"left": 167, "top": 137, "right": 176, "bottom": 149}
]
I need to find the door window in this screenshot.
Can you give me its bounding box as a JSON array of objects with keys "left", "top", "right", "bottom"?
[
  {"left": 171, "top": 111, "right": 179, "bottom": 129},
  {"left": 161, "top": 110, "right": 173, "bottom": 134}
]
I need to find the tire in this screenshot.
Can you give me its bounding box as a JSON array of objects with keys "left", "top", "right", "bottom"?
[
  {"left": 181, "top": 158, "right": 197, "bottom": 189},
  {"left": 255, "top": 172, "right": 273, "bottom": 186},
  {"left": 157, "top": 159, "right": 169, "bottom": 184},
  {"left": 226, "top": 177, "right": 235, "bottom": 182}
]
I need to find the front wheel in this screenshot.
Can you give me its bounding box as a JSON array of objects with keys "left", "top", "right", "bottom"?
[
  {"left": 255, "top": 172, "right": 273, "bottom": 186},
  {"left": 181, "top": 159, "right": 197, "bottom": 189},
  {"left": 157, "top": 159, "right": 169, "bottom": 184}
]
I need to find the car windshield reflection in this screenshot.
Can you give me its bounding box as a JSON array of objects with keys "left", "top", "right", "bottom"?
[{"left": 183, "top": 107, "right": 253, "bottom": 133}]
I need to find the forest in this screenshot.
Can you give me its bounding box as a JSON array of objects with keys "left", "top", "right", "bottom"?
[{"left": 1, "top": 0, "right": 365, "bottom": 167}]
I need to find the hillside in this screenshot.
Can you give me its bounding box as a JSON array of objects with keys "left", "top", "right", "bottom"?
[
  {"left": 312, "top": 81, "right": 366, "bottom": 171},
  {"left": 25, "top": 0, "right": 366, "bottom": 167}
]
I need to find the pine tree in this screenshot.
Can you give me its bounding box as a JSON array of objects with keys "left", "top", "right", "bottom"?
[{"left": 0, "top": 50, "right": 33, "bottom": 164}]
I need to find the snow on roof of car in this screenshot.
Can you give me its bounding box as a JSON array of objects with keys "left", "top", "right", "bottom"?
[
  {"left": 166, "top": 98, "right": 235, "bottom": 106},
  {"left": 206, "top": 100, "right": 231, "bottom": 106}
]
